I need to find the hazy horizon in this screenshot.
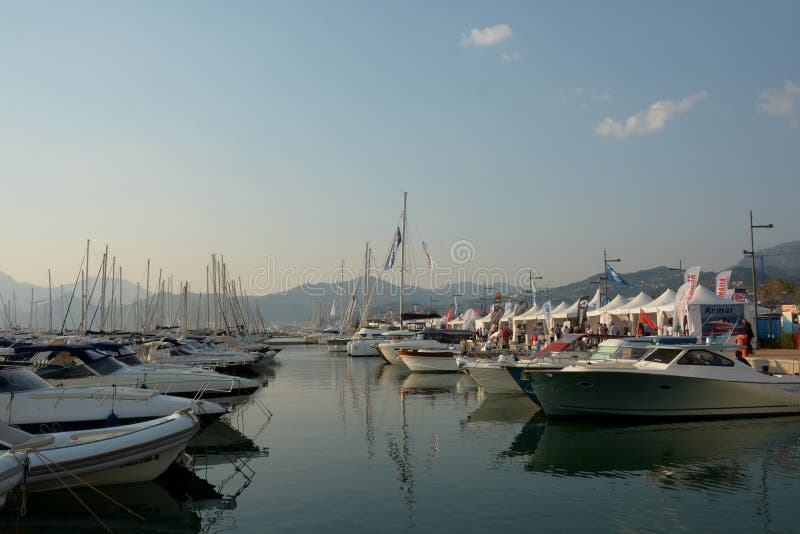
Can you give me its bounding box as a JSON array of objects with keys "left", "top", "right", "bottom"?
[{"left": 2, "top": 2, "right": 798, "bottom": 292}]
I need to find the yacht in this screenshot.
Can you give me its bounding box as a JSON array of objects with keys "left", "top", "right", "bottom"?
[
  {"left": 0, "top": 368, "right": 226, "bottom": 432},
  {"left": 457, "top": 353, "right": 524, "bottom": 394},
  {"left": 2, "top": 345, "right": 263, "bottom": 404},
  {"left": 347, "top": 327, "right": 389, "bottom": 357},
  {"left": 396, "top": 348, "right": 460, "bottom": 372},
  {"left": 0, "top": 409, "right": 201, "bottom": 492},
  {"left": 376, "top": 328, "right": 473, "bottom": 366},
  {"left": 528, "top": 344, "right": 800, "bottom": 418}
]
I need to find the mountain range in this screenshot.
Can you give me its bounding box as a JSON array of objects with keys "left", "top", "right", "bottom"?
[{"left": 1, "top": 241, "right": 798, "bottom": 328}]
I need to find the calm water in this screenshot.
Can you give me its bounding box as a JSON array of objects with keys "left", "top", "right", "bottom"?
[{"left": 5, "top": 345, "right": 800, "bottom": 532}]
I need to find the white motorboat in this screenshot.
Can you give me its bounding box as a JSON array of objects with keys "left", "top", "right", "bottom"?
[
  {"left": 144, "top": 340, "right": 263, "bottom": 372},
  {"left": 1, "top": 409, "right": 201, "bottom": 492},
  {"left": 4, "top": 345, "right": 263, "bottom": 404},
  {"left": 457, "top": 353, "right": 522, "bottom": 394},
  {"left": 376, "top": 328, "right": 473, "bottom": 366},
  {"left": 325, "top": 335, "right": 351, "bottom": 353},
  {"left": 347, "top": 328, "right": 389, "bottom": 357},
  {"left": 305, "top": 327, "right": 340, "bottom": 345},
  {"left": 397, "top": 348, "right": 460, "bottom": 373},
  {"left": 0, "top": 368, "right": 226, "bottom": 433},
  {"left": 528, "top": 344, "right": 800, "bottom": 418},
  {"left": 0, "top": 450, "right": 25, "bottom": 510}
]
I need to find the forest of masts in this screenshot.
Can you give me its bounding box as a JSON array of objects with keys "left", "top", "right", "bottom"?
[{"left": 0, "top": 240, "right": 268, "bottom": 335}]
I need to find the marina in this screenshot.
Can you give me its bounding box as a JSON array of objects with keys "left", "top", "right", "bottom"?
[
  {"left": 0, "top": 344, "right": 797, "bottom": 531},
  {"left": 3, "top": 2, "right": 800, "bottom": 531}
]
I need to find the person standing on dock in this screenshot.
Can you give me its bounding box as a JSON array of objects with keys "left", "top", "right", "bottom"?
[{"left": 742, "top": 318, "right": 755, "bottom": 355}]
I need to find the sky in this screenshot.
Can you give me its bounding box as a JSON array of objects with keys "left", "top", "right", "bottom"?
[{"left": 1, "top": 1, "right": 798, "bottom": 296}]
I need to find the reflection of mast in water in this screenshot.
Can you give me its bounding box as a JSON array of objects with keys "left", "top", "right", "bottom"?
[
  {"left": 364, "top": 364, "right": 375, "bottom": 459},
  {"left": 387, "top": 391, "right": 415, "bottom": 527}
]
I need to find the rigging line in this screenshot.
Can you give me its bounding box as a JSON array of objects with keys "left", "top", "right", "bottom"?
[
  {"left": 59, "top": 255, "right": 86, "bottom": 335},
  {"left": 32, "top": 448, "right": 147, "bottom": 521}
]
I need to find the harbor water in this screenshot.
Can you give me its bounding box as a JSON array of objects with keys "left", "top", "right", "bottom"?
[{"left": 5, "top": 344, "right": 800, "bottom": 532}]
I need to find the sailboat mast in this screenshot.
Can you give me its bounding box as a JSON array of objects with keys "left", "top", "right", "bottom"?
[
  {"left": 399, "top": 191, "right": 407, "bottom": 328},
  {"left": 339, "top": 259, "right": 344, "bottom": 329},
  {"left": 48, "top": 269, "right": 53, "bottom": 333}
]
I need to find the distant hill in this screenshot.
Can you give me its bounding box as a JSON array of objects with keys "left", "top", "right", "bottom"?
[{"left": 1, "top": 241, "right": 799, "bottom": 328}]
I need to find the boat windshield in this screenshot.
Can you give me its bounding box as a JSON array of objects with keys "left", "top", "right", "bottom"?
[
  {"left": 590, "top": 344, "right": 623, "bottom": 361},
  {"left": 643, "top": 347, "right": 683, "bottom": 364},
  {"left": 0, "top": 369, "right": 52, "bottom": 393},
  {"left": 83, "top": 350, "right": 125, "bottom": 375}
]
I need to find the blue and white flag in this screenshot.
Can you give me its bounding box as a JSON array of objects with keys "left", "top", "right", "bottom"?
[
  {"left": 543, "top": 300, "right": 553, "bottom": 331},
  {"left": 606, "top": 264, "right": 629, "bottom": 286},
  {"left": 422, "top": 241, "right": 433, "bottom": 270},
  {"left": 383, "top": 227, "right": 402, "bottom": 270}
]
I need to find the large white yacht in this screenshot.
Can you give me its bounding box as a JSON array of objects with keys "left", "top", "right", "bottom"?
[{"left": 528, "top": 344, "right": 800, "bottom": 418}]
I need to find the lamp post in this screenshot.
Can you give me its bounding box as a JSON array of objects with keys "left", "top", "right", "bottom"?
[
  {"left": 603, "top": 250, "right": 622, "bottom": 305},
  {"left": 527, "top": 269, "right": 543, "bottom": 307},
  {"left": 667, "top": 259, "right": 684, "bottom": 278},
  {"left": 743, "top": 210, "right": 773, "bottom": 348}
]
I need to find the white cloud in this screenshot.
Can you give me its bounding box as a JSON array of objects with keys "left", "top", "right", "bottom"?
[
  {"left": 500, "top": 51, "right": 522, "bottom": 63},
  {"left": 460, "top": 24, "right": 512, "bottom": 47},
  {"left": 595, "top": 91, "right": 710, "bottom": 139},
  {"left": 757, "top": 80, "right": 800, "bottom": 127}
]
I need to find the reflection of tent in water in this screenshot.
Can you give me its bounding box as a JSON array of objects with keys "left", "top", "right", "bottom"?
[
  {"left": 399, "top": 372, "right": 477, "bottom": 396},
  {"left": 502, "top": 416, "right": 800, "bottom": 490},
  {"left": 0, "top": 467, "right": 225, "bottom": 533},
  {"left": 464, "top": 393, "right": 540, "bottom": 426}
]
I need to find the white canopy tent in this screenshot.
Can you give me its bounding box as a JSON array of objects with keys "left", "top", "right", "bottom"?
[
  {"left": 587, "top": 294, "right": 631, "bottom": 331},
  {"left": 685, "top": 285, "right": 748, "bottom": 338},
  {"left": 641, "top": 288, "right": 677, "bottom": 333},
  {"left": 553, "top": 298, "right": 580, "bottom": 320}
]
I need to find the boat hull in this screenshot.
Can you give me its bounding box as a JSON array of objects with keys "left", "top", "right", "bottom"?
[
  {"left": 398, "top": 352, "right": 459, "bottom": 373},
  {"left": 21, "top": 412, "right": 200, "bottom": 492},
  {"left": 376, "top": 340, "right": 450, "bottom": 366},
  {"left": 463, "top": 365, "right": 523, "bottom": 394},
  {"left": 528, "top": 370, "right": 800, "bottom": 418},
  {"left": 347, "top": 339, "right": 380, "bottom": 357}
]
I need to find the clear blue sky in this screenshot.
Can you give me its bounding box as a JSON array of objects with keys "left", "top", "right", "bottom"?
[{"left": 1, "top": 1, "right": 798, "bottom": 292}]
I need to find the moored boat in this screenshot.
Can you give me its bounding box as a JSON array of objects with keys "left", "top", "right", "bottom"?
[
  {"left": 397, "top": 348, "right": 460, "bottom": 372},
  {"left": 1, "top": 409, "right": 201, "bottom": 492},
  {"left": 528, "top": 344, "right": 800, "bottom": 418}
]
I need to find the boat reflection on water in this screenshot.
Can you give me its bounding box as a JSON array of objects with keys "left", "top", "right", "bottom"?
[
  {"left": 399, "top": 372, "right": 477, "bottom": 397},
  {"left": 464, "top": 392, "right": 541, "bottom": 426},
  {"left": 503, "top": 416, "right": 800, "bottom": 492},
  {"left": 188, "top": 417, "right": 270, "bottom": 466},
  {"left": 0, "top": 466, "right": 225, "bottom": 533},
  {"left": 375, "top": 362, "right": 411, "bottom": 387}
]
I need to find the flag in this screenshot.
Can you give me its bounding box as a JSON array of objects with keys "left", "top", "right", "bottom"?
[
  {"left": 639, "top": 308, "right": 657, "bottom": 330},
  {"left": 684, "top": 266, "right": 701, "bottom": 302},
  {"left": 543, "top": 300, "right": 552, "bottom": 331},
  {"left": 383, "top": 227, "right": 402, "bottom": 270},
  {"left": 576, "top": 296, "right": 589, "bottom": 328},
  {"left": 606, "top": 264, "right": 629, "bottom": 286},
  {"left": 422, "top": 241, "right": 433, "bottom": 270},
  {"left": 715, "top": 270, "right": 732, "bottom": 298},
  {"left": 673, "top": 282, "right": 690, "bottom": 332}
]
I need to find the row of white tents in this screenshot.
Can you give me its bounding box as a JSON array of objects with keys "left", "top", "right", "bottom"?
[{"left": 449, "top": 285, "right": 760, "bottom": 338}]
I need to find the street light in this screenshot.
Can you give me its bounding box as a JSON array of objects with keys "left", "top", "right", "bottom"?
[
  {"left": 743, "top": 210, "right": 773, "bottom": 348},
  {"left": 527, "top": 269, "right": 543, "bottom": 306},
  {"left": 667, "top": 259, "right": 684, "bottom": 278},
  {"left": 603, "top": 249, "right": 621, "bottom": 305}
]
